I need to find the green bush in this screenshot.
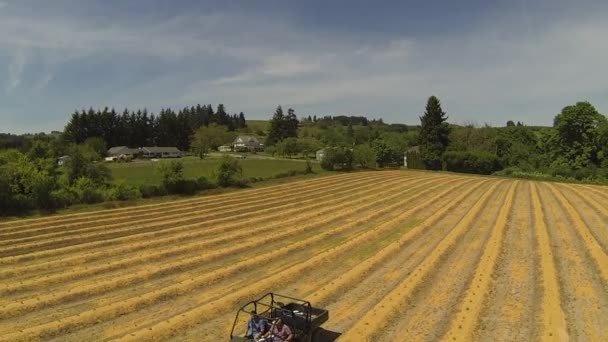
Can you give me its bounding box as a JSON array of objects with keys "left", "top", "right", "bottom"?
[
  {"left": 176, "top": 179, "right": 199, "bottom": 195},
  {"left": 196, "top": 176, "right": 216, "bottom": 190},
  {"left": 216, "top": 157, "right": 243, "bottom": 187},
  {"left": 139, "top": 184, "right": 167, "bottom": 198},
  {"left": 157, "top": 160, "right": 185, "bottom": 193},
  {"left": 320, "top": 149, "right": 335, "bottom": 171},
  {"left": 49, "top": 188, "right": 77, "bottom": 208},
  {"left": 443, "top": 150, "right": 500, "bottom": 175},
  {"left": 108, "top": 182, "right": 142, "bottom": 201},
  {"left": 353, "top": 145, "right": 376, "bottom": 168},
  {"left": 72, "top": 177, "right": 105, "bottom": 204},
  {"left": 320, "top": 147, "right": 353, "bottom": 171}
]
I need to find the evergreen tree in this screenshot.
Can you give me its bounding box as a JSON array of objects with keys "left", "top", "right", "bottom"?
[
  {"left": 285, "top": 108, "right": 299, "bottom": 138},
  {"left": 238, "top": 112, "right": 247, "bottom": 128},
  {"left": 62, "top": 103, "right": 246, "bottom": 149},
  {"left": 419, "top": 96, "right": 450, "bottom": 170},
  {"left": 266, "top": 106, "right": 285, "bottom": 146}
]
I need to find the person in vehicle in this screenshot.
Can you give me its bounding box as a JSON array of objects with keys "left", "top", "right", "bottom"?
[
  {"left": 261, "top": 318, "right": 294, "bottom": 342},
  {"left": 245, "top": 310, "right": 269, "bottom": 341}
]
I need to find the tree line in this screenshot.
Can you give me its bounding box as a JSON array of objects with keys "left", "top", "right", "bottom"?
[
  {"left": 263, "top": 97, "right": 608, "bottom": 182},
  {"left": 63, "top": 104, "right": 247, "bottom": 151},
  {"left": 2, "top": 96, "right": 607, "bottom": 216},
  {"left": 416, "top": 97, "right": 608, "bottom": 180}
]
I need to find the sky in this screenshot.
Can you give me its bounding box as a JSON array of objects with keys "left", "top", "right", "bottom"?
[{"left": 0, "top": 0, "right": 607, "bottom": 134}]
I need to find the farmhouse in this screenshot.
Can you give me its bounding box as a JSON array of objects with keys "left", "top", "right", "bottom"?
[
  {"left": 233, "top": 135, "right": 264, "bottom": 152},
  {"left": 107, "top": 146, "right": 183, "bottom": 159},
  {"left": 140, "top": 146, "right": 183, "bottom": 158},
  {"left": 107, "top": 146, "right": 139, "bottom": 157}
]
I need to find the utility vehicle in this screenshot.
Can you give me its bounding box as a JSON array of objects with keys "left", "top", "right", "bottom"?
[{"left": 229, "top": 293, "right": 329, "bottom": 342}]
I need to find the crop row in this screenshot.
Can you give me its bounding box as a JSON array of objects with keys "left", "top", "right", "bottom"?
[
  {"left": 0, "top": 172, "right": 373, "bottom": 233},
  {"left": 0, "top": 173, "right": 409, "bottom": 258},
  {"left": 3, "top": 174, "right": 606, "bottom": 341},
  {"left": 111, "top": 177, "right": 477, "bottom": 341},
  {"left": 0, "top": 175, "right": 462, "bottom": 340},
  {"left": 0, "top": 174, "right": 423, "bottom": 299},
  {"left": 0, "top": 172, "right": 385, "bottom": 242},
  {"left": 0, "top": 174, "right": 421, "bottom": 281}
]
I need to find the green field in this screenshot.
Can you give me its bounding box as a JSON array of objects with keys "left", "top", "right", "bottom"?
[{"left": 109, "top": 157, "right": 324, "bottom": 186}]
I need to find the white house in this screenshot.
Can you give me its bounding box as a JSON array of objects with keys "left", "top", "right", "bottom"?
[
  {"left": 108, "top": 146, "right": 183, "bottom": 159},
  {"left": 140, "top": 146, "right": 183, "bottom": 158},
  {"left": 107, "top": 146, "right": 139, "bottom": 157},
  {"left": 233, "top": 135, "right": 264, "bottom": 152}
]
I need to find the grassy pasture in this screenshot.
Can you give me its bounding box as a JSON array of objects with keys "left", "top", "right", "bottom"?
[{"left": 108, "top": 157, "right": 324, "bottom": 186}]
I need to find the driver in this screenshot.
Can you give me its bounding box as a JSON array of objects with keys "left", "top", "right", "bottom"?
[
  {"left": 261, "top": 318, "right": 294, "bottom": 342},
  {"left": 245, "top": 310, "right": 269, "bottom": 341}
]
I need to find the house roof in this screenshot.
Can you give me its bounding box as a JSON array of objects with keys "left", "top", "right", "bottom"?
[
  {"left": 234, "top": 135, "right": 261, "bottom": 144},
  {"left": 142, "top": 146, "right": 182, "bottom": 153},
  {"left": 107, "top": 146, "right": 129, "bottom": 154},
  {"left": 108, "top": 146, "right": 140, "bottom": 155}
]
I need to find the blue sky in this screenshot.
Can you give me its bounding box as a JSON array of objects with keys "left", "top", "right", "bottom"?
[{"left": 0, "top": 0, "right": 607, "bottom": 133}]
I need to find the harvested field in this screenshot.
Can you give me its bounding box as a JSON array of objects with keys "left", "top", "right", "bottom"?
[{"left": 0, "top": 171, "right": 606, "bottom": 341}]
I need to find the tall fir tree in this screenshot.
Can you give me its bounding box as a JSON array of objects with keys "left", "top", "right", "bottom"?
[
  {"left": 266, "top": 106, "right": 285, "bottom": 146},
  {"left": 238, "top": 112, "right": 247, "bottom": 128},
  {"left": 285, "top": 108, "right": 299, "bottom": 138},
  {"left": 419, "top": 96, "right": 450, "bottom": 170}
]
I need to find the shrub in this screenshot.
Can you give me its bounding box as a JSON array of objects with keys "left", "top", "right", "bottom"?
[
  {"left": 157, "top": 160, "right": 186, "bottom": 194},
  {"left": 139, "top": 184, "right": 167, "bottom": 198},
  {"left": 50, "top": 188, "right": 77, "bottom": 208},
  {"left": 196, "top": 176, "right": 216, "bottom": 190},
  {"left": 72, "top": 177, "right": 105, "bottom": 204},
  {"left": 353, "top": 145, "right": 376, "bottom": 168},
  {"left": 320, "top": 147, "right": 353, "bottom": 171},
  {"left": 443, "top": 150, "right": 500, "bottom": 175},
  {"left": 320, "top": 148, "right": 336, "bottom": 171},
  {"left": 176, "top": 179, "right": 199, "bottom": 195},
  {"left": 216, "top": 157, "right": 243, "bottom": 187},
  {"left": 108, "top": 182, "right": 142, "bottom": 201}
]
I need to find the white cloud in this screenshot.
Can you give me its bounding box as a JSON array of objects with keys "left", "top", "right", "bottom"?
[
  {"left": 179, "top": 13, "right": 608, "bottom": 124},
  {"left": 6, "top": 49, "right": 26, "bottom": 91},
  {"left": 0, "top": 4, "right": 606, "bottom": 132}
]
